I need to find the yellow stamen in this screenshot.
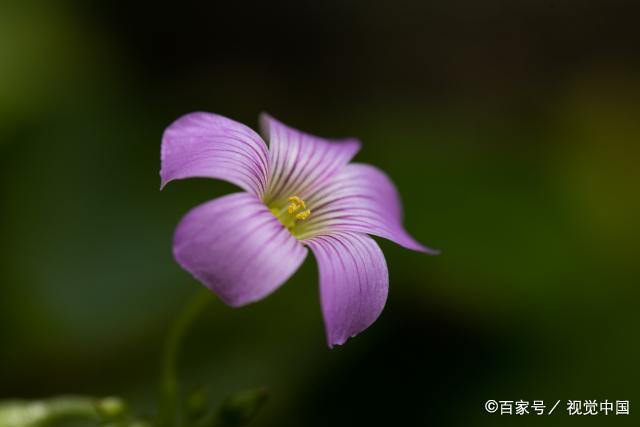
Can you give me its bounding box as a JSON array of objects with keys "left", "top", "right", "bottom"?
[
  {"left": 270, "top": 195, "right": 312, "bottom": 231},
  {"left": 286, "top": 196, "right": 306, "bottom": 214},
  {"left": 295, "top": 209, "right": 311, "bottom": 221}
]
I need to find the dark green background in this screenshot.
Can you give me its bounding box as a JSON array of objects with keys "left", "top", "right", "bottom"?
[{"left": 1, "top": 0, "right": 638, "bottom": 425}]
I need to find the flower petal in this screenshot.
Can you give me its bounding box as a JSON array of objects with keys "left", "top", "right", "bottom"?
[
  {"left": 260, "top": 113, "right": 360, "bottom": 204},
  {"left": 305, "top": 232, "right": 388, "bottom": 347},
  {"left": 161, "top": 112, "right": 270, "bottom": 196},
  {"left": 300, "top": 163, "right": 438, "bottom": 253},
  {"left": 173, "top": 193, "right": 307, "bottom": 306}
]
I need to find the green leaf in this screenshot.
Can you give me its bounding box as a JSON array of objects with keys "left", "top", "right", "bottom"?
[{"left": 195, "top": 388, "right": 269, "bottom": 427}]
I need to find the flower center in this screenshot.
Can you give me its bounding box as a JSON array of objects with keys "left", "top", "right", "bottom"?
[{"left": 269, "top": 196, "right": 312, "bottom": 235}]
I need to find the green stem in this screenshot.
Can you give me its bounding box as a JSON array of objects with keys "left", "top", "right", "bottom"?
[{"left": 160, "top": 288, "right": 213, "bottom": 427}]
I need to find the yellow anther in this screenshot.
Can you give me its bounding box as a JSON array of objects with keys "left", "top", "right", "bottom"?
[
  {"left": 295, "top": 209, "right": 311, "bottom": 221},
  {"left": 286, "top": 196, "right": 306, "bottom": 214},
  {"left": 270, "top": 195, "right": 312, "bottom": 229}
]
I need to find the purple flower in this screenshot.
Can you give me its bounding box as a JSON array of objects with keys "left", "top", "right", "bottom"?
[{"left": 161, "top": 112, "right": 437, "bottom": 347}]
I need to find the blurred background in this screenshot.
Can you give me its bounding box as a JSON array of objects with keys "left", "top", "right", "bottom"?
[{"left": 1, "top": 0, "right": 639, "bottom": 425}]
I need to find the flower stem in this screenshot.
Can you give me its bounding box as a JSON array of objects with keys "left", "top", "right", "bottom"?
[{"left": 160, "top": 288, "right": 213, "bottom": 427}]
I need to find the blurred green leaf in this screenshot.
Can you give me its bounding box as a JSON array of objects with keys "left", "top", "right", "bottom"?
[
  {"left": 195, "top": 388, "right": 268, "bottom": 427},
  {"left": 0, "top": 397, "right": 98, "bottom": 427},
  {"left": 186, "top": 386, "right": 209, "bottom": 422}
]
